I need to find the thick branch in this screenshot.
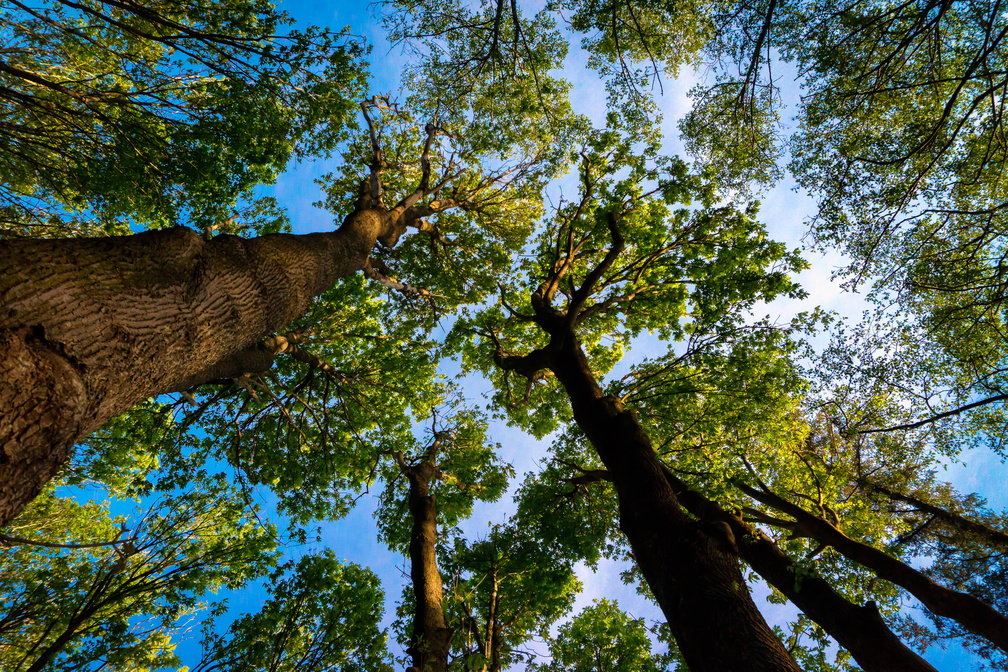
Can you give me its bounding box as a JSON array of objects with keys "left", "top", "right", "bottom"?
[
  {"left": 659, "top": 469, "right": 936, "bottom": 672},
  {"left": 734, "top": 479, "right": 1008, "bottom": 653},
  {"left": 567, "top": 211, "right": 625, "bottom": 326},
  {"left": 862, "top": 479, "right": 1008, "bottom": 550}
]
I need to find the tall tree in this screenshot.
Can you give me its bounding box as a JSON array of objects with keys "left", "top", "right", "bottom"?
[
  {"left": 0, "top": 93, "right": 561, "bottom": 527},
  {"left": 456, "top": 115, "right": 812, "bottom": 671},
  {"left": 376, "top": 409, "right": 512, "bottom": 672}
]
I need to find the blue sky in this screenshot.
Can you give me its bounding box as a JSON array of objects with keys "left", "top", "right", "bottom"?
[{"left": 166, "top": 0, "right": 1004, "bottom": 669}]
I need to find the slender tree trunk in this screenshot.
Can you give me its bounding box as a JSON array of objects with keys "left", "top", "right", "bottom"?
[
  {"left": 661, "top": 470, "right": 937, "bottom": 672},
  {"left": 0, "top": 207, "right": 389, "bottom": 527},
  {"left": 405, "top": 460, "right": 453, "bottom": 672},
  {"left": 545, "top": 334, "right": 801, "bottom": 672},
  {"left": 736, "top": 479, "right": 1008, "bottom": 654},
  {"left": 485, "top": 572, "right": 502, "bottom": 672}
]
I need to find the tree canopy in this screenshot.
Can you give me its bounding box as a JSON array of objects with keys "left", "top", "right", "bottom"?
[{"left": 3, "top": 0, "right": 1008, "bottom": 670}]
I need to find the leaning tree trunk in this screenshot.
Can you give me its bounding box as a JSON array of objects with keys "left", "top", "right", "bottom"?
[
  {"left": 0, "top": 207, "right": 390, "bottom": 527},
  {"left": 736, "top": 479, "right": 1008, "bottom": 655},
  {"left": 662, "top": 471, "right": 936, "bottom": 672},
  {"left": 545, "top": 334, "right": 802, "bottom": 672}
]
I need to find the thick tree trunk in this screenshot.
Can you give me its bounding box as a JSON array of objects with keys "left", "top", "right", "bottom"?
[
  {"left": 546, "top": 335, "right": 802, "bottom": 672},
  {"left": 0, "top": 208, "right": 388, "bottom": 527},
  {"left": 662, "top": 471, "right": 936, "bottom": 672},
  {"left": 405, "top": 460, "right": 453, "bottom": 672}
]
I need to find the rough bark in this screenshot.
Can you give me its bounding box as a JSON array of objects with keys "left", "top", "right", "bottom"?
[
  {"left": 0, "top": 206, "right": 391, "bottom": 527},
  {"left": 660, "top": 470, "right": 937, "bottom": 672},
  {"left": 397, "top": 448, "right": 452, "bottom": 672},
  {"left": 539, "top": 332, "right": 802, "bottom": 672},
  {"left": 736, "top": 479, "right": 1008, "bottom": 654}
]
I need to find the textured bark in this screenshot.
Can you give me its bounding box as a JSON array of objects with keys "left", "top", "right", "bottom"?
[
  {"left": 662, "top": 472, "right": 937, "bottom": 672},
  {"left": 737, "top": 480, "right": 1008, "bottom": 654},
  {"left": 542, "top": 333, "right": 802, "bottom": 672},
  {"left": 403, "top": 458, "right": 453, "bottom": 672},
  {"left": 0, "top": 206, "right": 391, "bottom": 527}
]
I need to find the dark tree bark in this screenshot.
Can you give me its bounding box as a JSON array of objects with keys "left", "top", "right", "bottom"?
[
  {"left": 486, "top": 573, "right": 502, "bottom": 672},
  {"left": 544, "top": 334, "right": 801, "bottom": 672},
  {"left": 659, "top": 470, "right": 937, "bottom": 672},
  {"left": 0, "top": 203, "right": 404, "bottom": 527},
  {"left": 0, "top": 108, "right": 462, "bottom": 528},
  {"left": 735, "top": 479, "right": 1008, "bottom": 654},
  {"left": 498, "top": 332, "right": 801, "bottom": 669},
  {"left": 395, "top": 446, "right": 453, "bottom": 672},
  {"left": 491, "top": 207, "right": 802, "bottom": 671}
]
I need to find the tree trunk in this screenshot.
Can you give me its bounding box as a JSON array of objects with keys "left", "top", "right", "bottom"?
[
  {"left": 405, "top": 460, "right": 453, "bottom": 672},
  {"left": 546, "top": 334, "right": 802, "bottom": 672},
  {"left": 0, "top": 207, "right": 389, "bottom": 527},
  {"left": 662, "top": 470, "right": 936, "bottom": 672}
]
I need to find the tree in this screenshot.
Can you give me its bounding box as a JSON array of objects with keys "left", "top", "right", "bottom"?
[
  {"left": 375, "top": 409, "right": 512, "bottom": 672},
  {"left": 0, "top": 93, "right": 562, "bottom": 527},
  {"left": 530, "top": 599, "right": 677, "bottom": 672},
  {"left": 0, "top": 0, "right": 366, "bottom": 236},
  {"left": 0, "top": 479, "right": 277, "bottom": 671},
  {"left": 456, "top": 115, "right": 813, "bottom": 670}
]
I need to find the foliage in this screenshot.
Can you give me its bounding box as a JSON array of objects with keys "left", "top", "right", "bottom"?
[
  {"left": 195, "top": 551, "right": 393, "bottom": 672},
  {"left": 442, "top": 522, "right": 581, "bottom": 671},
  {"left": 0, "top": 480, "right": 278, "bottom": 672},
  {"left": 8, "top": 0, "right": 1008, "bottom": 668},
  {"left": 529, "top": 599, "right": 680, "bottom": 672},
  {"left": 0, "top": 0, "right": 367, "bottom": 236}
]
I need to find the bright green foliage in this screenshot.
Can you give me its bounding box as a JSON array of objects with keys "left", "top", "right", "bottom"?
[
  {"left": 375, "top": 407, "right": 513, "bottom": 552},
  {"left": 442, "top": 523, "right": 581, "bottom": 671},
  {"left": 387, "top": 0, "right": 582, "bottom": 154},
  {"left": 319, "top": 95, "right": 578, "bottom": 326},
  {"left": 529, "top": 599, "right": 680, "bottom": 672},
  {"left": 679, "top": 80, "right": 783, "bottom": 192},
  {"left": 0, "top": 480, "right": 278, "bottom": 672},
  {"left": 790, "top": 0, "right": 1008, "bottom": 264},
  {"left": 775, "top": 395, "right": 1008, "bottom": 666},
  {"left": 782, "top": 0, "right": 1008, "bottom": 423},
  {"left": 0, "top": 0, "right": 367, "bottom": 236},
  {"left": 195, "top": 551, "right": 393, "bottom": 672},
  {"left": 618, "top": 319, "right": 812, "bottom": 499},
  {"left": 450, "top": 111, "right": 807, "bottom": 437},
  {"left": 677, "top": 0, "right": 1008, "bottom": 442}
]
